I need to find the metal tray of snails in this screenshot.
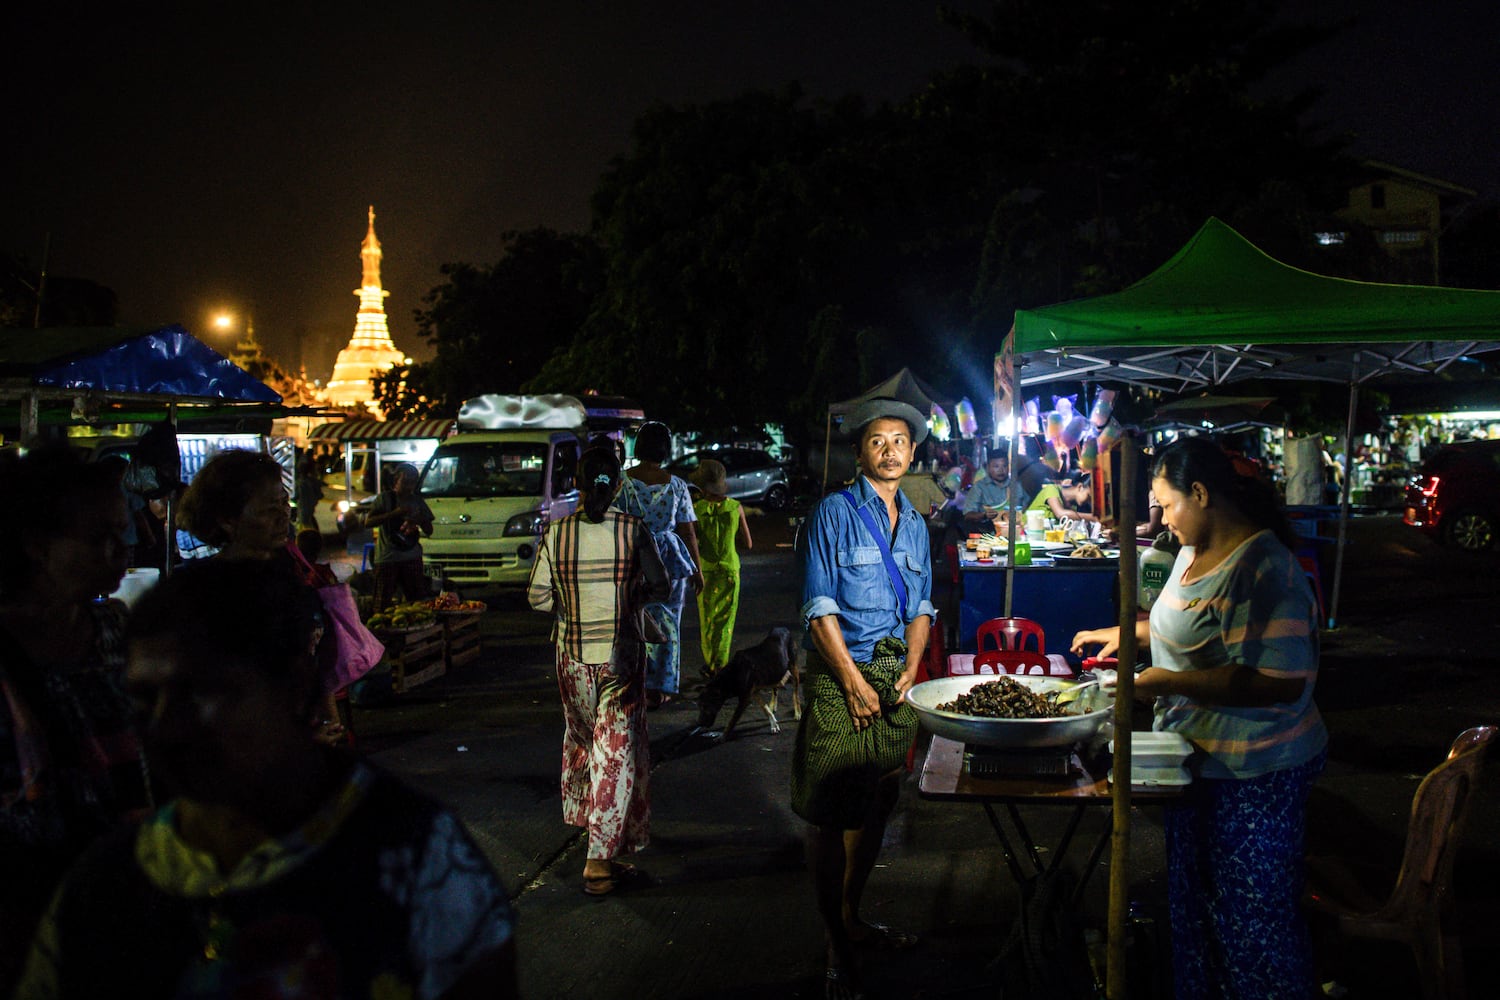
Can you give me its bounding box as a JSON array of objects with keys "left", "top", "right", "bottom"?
[{"left": 904, "top": 674, "right": 1114, "bottom": 748}]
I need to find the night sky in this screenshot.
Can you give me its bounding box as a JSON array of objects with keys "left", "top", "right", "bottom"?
[{"left": 4, "top": 1, "right": 1496, "bottom": 382}]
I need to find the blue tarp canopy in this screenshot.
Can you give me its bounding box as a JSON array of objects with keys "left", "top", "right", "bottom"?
[
  {"left": 1, "top": 325, "right": 286, "bottom": 440},
  {"left": 1, "top": 325, "right": 281, "bottom": 402}
]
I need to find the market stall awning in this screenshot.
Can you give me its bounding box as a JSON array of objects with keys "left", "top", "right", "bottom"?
[
  {"left": 1146, "top": 393, "right": 1283, "bottom": 432},
  {"left": 1, "top": 325, "right": 281, "bottom": 402},
  {"left": 1009, "top": 218, "right": 1500, "bottom": 392},
  {"left": 308, "top": 418, "right": 455, "bottom": 441},
  {"left": 1, "top": 325, "right": 290, "bottom": 439}
]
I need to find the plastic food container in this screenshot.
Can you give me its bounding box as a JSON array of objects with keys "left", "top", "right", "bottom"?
[
  {"left": 1107, "top": 765, "right": 1191, "bottom": 788},
  {"left": 1110, "top": 732, "right": 1194, "bottom": 769}
]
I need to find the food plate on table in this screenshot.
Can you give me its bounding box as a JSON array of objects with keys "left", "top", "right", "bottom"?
[{"left": 1049, "top": 545, "right": 1120, "bottom": 566}]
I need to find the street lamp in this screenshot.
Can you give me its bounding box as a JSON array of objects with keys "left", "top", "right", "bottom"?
[{"left": 208, "top": 309, "right": 257, "bottom": 352}]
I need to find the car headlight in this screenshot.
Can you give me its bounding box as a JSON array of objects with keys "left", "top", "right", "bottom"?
[
  {"left": 504, "top": 511, "right": 545, "bottom": 537},
  {"left": 336, "top": 499, "right": 352, "bottom": 513}
]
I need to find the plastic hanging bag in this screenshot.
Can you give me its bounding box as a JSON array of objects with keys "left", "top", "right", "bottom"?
[
  {"left": 288, "top": 544, "right": 386, "bottom": 691},
  {"left": 318, "top": 582, "right": 387, "bottom": 691}
]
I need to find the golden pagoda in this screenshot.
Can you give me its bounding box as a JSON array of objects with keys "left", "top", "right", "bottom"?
[{"left": 324, "top": 206, "right": 407, "bottom": 413}]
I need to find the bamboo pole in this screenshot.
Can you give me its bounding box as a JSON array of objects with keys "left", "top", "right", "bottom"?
[
  {"left": 1107, "top": 437, "right": 1139, "bottom": 999},
  {"left": 1003, "top": 338, "right": 1021, "bottom": 616}
]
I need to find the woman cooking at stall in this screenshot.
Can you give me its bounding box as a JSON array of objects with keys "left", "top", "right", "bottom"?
[
  {"left": 1028, "top": 475, "right": 1096, "bottom": 524},
  {"left": 1071, "top": 436, "right": 1326, "bottom": 1000}
]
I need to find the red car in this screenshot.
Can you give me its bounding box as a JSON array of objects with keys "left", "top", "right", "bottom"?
[{"left": 1404, "top": 440, "right": 1500, "bottom": 552}]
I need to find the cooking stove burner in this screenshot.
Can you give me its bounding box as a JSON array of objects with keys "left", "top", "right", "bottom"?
[{"left": 965, "top": 744, "right": 1081, "bottom": 778}]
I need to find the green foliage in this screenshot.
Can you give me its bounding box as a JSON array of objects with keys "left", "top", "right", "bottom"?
[
  {"left": 375, "top": 228, "right": 603, "bottom": 417},
  {"left": 408, "top": 1, "right": 1372, "bottom": 455},
  {"left": 933, "top": 0, "right": 1350, "bottom": 319}
]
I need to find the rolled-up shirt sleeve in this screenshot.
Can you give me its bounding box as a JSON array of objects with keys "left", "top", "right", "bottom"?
[{"left": 800, "top": 499, "right": 843, "bottom": 626}]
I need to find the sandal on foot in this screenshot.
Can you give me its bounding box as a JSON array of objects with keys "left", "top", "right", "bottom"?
[
  {"left": 850, "top": 921, "right": 918, "bottom": 951},
  {"left": 582, "top": 872, "right": 616, "bottom": 897},
  {"left": 824, "top": 966, "right": 865, "bottom": 1000},
  {"left": 583, "top": 861, "right": 646, "bottom": 897}
]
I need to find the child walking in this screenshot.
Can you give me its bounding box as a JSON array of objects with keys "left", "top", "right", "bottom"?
[{"left": 690, "top": 460, "right": 752, "bottom": 676}]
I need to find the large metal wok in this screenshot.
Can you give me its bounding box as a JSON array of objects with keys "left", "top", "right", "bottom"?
[{"left": 904, "top": 674, "right": 1114, "bottom": 749}]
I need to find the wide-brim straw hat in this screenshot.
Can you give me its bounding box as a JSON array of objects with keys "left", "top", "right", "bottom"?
[{"left": 690, "top": 459, "right": 728, "bottom": 494}]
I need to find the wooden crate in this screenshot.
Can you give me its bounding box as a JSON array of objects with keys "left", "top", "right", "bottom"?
[
  {"left": 378, "top": 622, "right": 446, "bottom": 693},
  {"left": 442, "top": 613, "right": 482, "bottom": 670}
]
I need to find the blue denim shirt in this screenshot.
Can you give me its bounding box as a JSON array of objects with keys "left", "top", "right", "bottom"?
[{"left": 801, "top": 475, "right": 936, "bottom": 661}]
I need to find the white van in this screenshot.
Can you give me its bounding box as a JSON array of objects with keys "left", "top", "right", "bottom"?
[
  {"left": 418, "top": 395, "right": 591, "bottom": 587},
  {"left": 305, "top": 420, "right": 450, "bottom": 538}
]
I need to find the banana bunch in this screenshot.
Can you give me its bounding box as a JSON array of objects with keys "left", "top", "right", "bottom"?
[{"left": 366, "top": 601, "right": 437, "bottom": 631}]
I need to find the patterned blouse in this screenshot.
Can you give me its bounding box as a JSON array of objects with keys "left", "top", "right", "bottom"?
[
  {"left": 19, "top": 762, "right": 515, "bottom": 1000},
  {"left": 613, "top": 475, "right": 697, "bottom": 580}
]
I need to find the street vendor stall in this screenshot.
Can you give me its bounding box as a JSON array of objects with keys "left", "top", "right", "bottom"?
[
  {"left": 306, "top": 416, "right": 454, "bottom": 538},
  {"left": 996, "top": 217, "right": 1500, "bottom": 997},
  {"left": 1007, "top": 217, "right": 1500, "bottom": 629},
  {"left": 1, "top": 325, "right": 313, "bottom": 575},
  {"left": 1, "top": 325, "right": 283, "bottom": 440},
  {"left": 955, "top": 547, "right": 1117, "bottom": 667}
]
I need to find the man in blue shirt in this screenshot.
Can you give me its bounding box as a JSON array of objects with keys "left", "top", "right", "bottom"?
[
  {"left": 792, "top": 397, "right": 935, "bottom": 999},
  {"left": 961, "top": 448, "right": 1030, "bottom": 528}
]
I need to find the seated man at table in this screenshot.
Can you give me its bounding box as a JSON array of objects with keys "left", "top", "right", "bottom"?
[
  {"left": 792, "top": 397, "right": 934, "bottom": 1000},
  {"left": 963, "top": 450, "right": 1030, "bottom": 529}
]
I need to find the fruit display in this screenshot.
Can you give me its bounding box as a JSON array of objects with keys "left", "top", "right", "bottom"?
[
  {"left": 425, "top": 591, "right": 487, "bottom": 614},
  {"left": 365, "top": 601, "right": 438, "bottom": 632}
]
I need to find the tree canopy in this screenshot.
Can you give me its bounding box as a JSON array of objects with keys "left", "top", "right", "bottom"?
[
  {"left": 385, "top": 0, "right": 1372, "bottom": 447},
  {"left": 373, "top": 228, "right": 602, "bottom": 418}
]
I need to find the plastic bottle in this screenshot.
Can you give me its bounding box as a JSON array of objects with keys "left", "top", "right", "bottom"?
[{"left": 1138, "top": 534, "right": 1177, "bottom": 610}]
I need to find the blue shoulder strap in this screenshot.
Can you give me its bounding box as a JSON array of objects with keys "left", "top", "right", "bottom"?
[{"left": 837, "top": 489, "right": 908, "bottom": 612}]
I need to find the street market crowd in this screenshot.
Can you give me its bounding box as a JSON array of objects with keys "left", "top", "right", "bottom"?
[{"left": 4, "top": 406, "right": 1338, "bottom": 1000}]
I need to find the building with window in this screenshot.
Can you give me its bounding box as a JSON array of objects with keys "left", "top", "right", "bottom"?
[{"left": 1333, "top": 160, "right": 1477, "bottom": 285}]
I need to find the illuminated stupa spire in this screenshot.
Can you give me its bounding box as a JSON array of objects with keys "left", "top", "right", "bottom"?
[{"left": 324, "top": 206, "right": 407, "bottom": 414}]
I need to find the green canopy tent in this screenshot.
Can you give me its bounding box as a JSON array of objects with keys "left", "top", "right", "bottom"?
[
  {"left": 1000, "top": 218, "right": 1500, "bottom": 997},
  {"left": 1007, "top": 217, "right": 1500, "bottom": 626}
]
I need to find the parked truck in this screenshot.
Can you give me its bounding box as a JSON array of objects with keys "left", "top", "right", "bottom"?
[{"left": 418, "top": 393, "right": 643, "bottom": 587}]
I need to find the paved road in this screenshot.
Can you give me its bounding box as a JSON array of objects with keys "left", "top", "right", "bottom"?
[{"left": 347, "top": 512, "right": 1500, "bottom": 999}]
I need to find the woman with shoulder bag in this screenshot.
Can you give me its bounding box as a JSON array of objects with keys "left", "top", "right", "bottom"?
[
  {"left": 175, "top": 450, "right": 356, "bottom": 747},
  {"left": 612, "top": 421, "right": 703, "bottom": 708},
  {"left": 528, "top": 447, "right": 669, "bottom": 896}
]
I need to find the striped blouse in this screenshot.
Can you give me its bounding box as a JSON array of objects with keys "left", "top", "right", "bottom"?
[{"left": 1149, "top": 530, "right": 1328, "bottom": 779}]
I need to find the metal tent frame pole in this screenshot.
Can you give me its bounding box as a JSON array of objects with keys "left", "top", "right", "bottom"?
[{"left": 1328, "top": 377, "right": 1359, "bottom": 629}]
